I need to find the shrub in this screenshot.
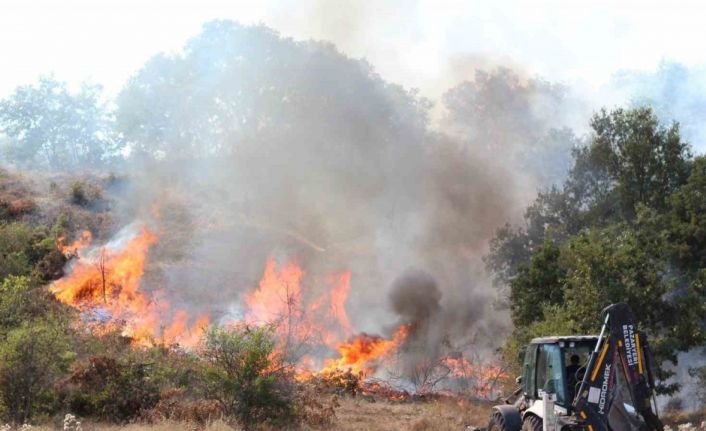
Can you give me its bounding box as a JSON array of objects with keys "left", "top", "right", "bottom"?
[
  {"left": 0, "top": 276, "right": 32, "bottom": 331},
  {"left": 0, "top": 318, "right": 72, "bottom": 423},
  {"left": 69, "top": 181, "right": 88, "bottom": 206},
  {"left": 202, "top": 325, "right": 295, "bottom": 428},
  {"left": 58, "top": 355, "right": 160, "bottom": 423},
  {"left": 68, "top": 180, "right": 102, "bottom": 207},
  {"left": 0, "top": 222, "right": 65, "bottom": 281}
]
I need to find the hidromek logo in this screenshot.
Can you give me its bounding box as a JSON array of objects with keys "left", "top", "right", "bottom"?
[{"left": 598, "top": 364, "right": 611, "bottom": 414}]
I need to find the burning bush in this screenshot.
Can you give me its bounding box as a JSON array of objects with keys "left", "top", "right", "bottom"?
[{"left": 201, "top": 324, "right": 296, "bottom": 428}]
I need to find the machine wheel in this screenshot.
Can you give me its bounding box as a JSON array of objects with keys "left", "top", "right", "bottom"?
[
  {"left": 488, "top": 411, "right": 511, "bottom": 431},
  {"left": 521, "top": 414, "right": 542, "bottom": 431}
]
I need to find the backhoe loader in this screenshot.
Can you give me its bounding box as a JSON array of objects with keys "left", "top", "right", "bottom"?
[{"left": 483, "top": 303, "right": 664, "bottom": 431}]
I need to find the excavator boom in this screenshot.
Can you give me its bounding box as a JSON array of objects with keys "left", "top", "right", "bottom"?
[{"left": 574, "top": 303, "right": 664, "bottom": 431}]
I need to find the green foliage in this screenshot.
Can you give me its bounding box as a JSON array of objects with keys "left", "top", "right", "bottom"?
[
  {"left": 0, "top": 318, "right": 72, "bottom": 423},
  {"left": 510, "top": 240, "right": 566, "bottom": 327},
  {"left": 0, "top": 275, "right": 33, "bottom": 331},
  {"left": 0, "top": 76, "right": 122, "bottom": 170},
  {"left": 58, "top": 355, "right": 160, "bottom": 423},
  {"left": 0, "top": 222, "right": 66, "bottom": 281},
  {"left": 503, "top": 304, "right": 579, "bottom": 374},
  {"left": 490, "top": 106, "right": 706, "bottom": 394},
  {"left": 202, "top": 324, "right": 295, "bottom": 428},
  {"left": 664, "top": 156, "right": 706, "bottom": 272}
]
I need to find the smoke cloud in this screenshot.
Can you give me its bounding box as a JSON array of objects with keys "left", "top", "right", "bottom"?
[{"left": 106, "top": 21, "right": 589, "bottom": 362}]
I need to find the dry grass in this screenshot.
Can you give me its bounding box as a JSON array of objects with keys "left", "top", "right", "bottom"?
[
  {"left": 33, "top": 419, "right": 241, "bottom": 431},
  {"left": 24, "top": 396, "right": 492, "bottom": 431},
  {"left": 302, "top": 396, "right": 492, "bottom": 431}
]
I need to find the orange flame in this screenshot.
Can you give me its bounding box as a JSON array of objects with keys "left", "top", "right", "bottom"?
[
  {"left": 441, "top": 356, "right": 508, "bottom": 398},
  {"left": 320, "top": 325, "right": 410, "bottom": 376},
  {"left": 245, "top": 258, "right": 354, "bottom": 354},
  {"left": 58, "top": 230, "right": 92, "bottom": 255},
  {"left": 50, "top": 226, "right": 208, "bottom": 346},
  {"left": 247, "top": 258, "right": 409, "bottom": 377}
]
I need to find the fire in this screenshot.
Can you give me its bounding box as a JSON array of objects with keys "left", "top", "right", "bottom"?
[
  {"left": 246, "top": 258, "right": 410, "bottom": 378},
  {"left": 50, "top": 225, "right": 208, "bottom": 346},
  {"left": 58, "top": 229, "right": 92, "bottom": 255},
  {"left": 52, "top": 230, "right": 505, "bottom": 397},
  {"left": 320, "top": 325, "right": 410, "bottom": 376},
  {"left": 245, "top": 258, "right": 354, "bottom": 354},
  {"left": 441, "top": 355, "right": 508, "bottom": 398}
]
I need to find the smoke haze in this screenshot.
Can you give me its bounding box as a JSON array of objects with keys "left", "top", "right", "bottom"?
[
  {"left": 97, "top": 21, "right": 595, "bottom": 362},
  {"left": 102, "top": 22, "right": 706, "bottom": 366}
]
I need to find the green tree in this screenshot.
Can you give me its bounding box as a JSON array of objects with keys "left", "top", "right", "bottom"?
[
  {"left": 0, "top": 276, "right": 34, "bottom": 331},
  {"left": 490, "top": 106, "right": 705, "bottom": 393},
  {"left": 664, "top": 156, "right": 706, "bottom": 273},
  {"left": 0, "top": 318, "right": 72, "bottom": 423},
  {"left": 488, "top": 107, "right": 692, "bottom": 286},
  {"left": 0, "top": 76, "right": 122, "bottom": 170},
  {"left": 509, "top": 240, "right": 566, "bottom": 327},
  {"left": 585, "top": 107, "right": 691, "bottom": 218}
]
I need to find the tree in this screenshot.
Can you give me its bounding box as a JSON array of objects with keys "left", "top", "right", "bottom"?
[
  {"left": 441, "top": 68, "right": 580, "bottom": 188},
  {"left": 488, "top": 107, "right": 693, "bottom": 286},
  {"left": 586, "top": 107, "right": 691, "bottom": 218},
  {"left": 509, "top": 240, "right": 566, "bottom": 327},
  {"left": 0, "top": 76, "right": 122, "bottom": 170},
  {"left": 0, "top": 276, "right": 33, "bottom": 332},
  {"left": 489, "top": 106, "right": 705, "bottom": 393},
  {"left": 664, "top": 156, "right": 706, "bottom": 273},
  {"left": 0, "top": 318, "right": 72, "bottom": 423},
  {"left": 117, "top": 20, "right": 428, "bottom": 163}
]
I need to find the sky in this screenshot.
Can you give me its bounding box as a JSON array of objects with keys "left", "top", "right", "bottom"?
[{"left": 4, "top": 0, "right": 706, "bottom": 103}]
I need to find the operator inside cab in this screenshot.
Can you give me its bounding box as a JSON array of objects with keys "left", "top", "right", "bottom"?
[{"left": 566, "top": 354, "right": 582, "bottom": 400}]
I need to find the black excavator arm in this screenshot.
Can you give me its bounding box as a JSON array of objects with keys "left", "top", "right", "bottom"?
[{"left": 573, "top": 303, "right": 664, "bottom": 431}]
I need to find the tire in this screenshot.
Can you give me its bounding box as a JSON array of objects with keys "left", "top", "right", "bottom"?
[
  {"left": 488, "top": 411, "right": 509, "bottom": 431},
  {"left": 522, "top": 414, "right": 543, "bottom": 431}
]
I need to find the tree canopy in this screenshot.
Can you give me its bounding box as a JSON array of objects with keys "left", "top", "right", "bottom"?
[
  {"left": 0, "top": 77, "right": 122, "bottom": 170},
  {"left": 489, "top": 106, "right": 706, "bottom": 393}
]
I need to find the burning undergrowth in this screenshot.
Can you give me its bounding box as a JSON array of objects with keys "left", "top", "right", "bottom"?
[
  {"left": 52, "top": 224, "right": 210, "bottom": 347},
  {"left": 51, "top": 222, "right": 508, "bottom": 400}
]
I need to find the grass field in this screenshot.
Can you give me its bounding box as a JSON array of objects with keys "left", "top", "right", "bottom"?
[
  {"left": 15, "top": 396, "right": 492, "bottom": 431},
  {"left": 15, "top": 398, "right": 705, "bottom": 430}
]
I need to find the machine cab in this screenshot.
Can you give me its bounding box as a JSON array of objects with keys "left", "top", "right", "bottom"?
[{"left": 521, "top": 336, "right": 598, "bottom": 412}]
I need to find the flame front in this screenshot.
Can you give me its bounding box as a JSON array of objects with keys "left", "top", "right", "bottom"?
[
  {"left": 245, "top": 258, "right": 410, "bottom": 377},
  {"left": 320, "top": 325, "right": 410, "bottom": 376},
  {"left": 51, "top": 229, "right": 504, "bottom": 396},
  {"left": 50, "top": 226, "right": 208, "bottom": 346},
  {"left": 245, "top": 258, "right": 354, "bottom": 353}
]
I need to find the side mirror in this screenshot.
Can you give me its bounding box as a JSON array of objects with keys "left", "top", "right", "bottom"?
[
  {"left": 515, "top": 375, "right": 523, "bottom": 385},
  {"left": 518, "top": 346, "right": 527, "bottom": 364}
]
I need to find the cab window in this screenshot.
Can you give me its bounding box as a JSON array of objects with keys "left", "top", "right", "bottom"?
[
  {"left": 536, "top": 344, "right": 566, "bottom": 406},
  {"left": 522, "top": 344, "right": 538, "bottom": 398}
]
